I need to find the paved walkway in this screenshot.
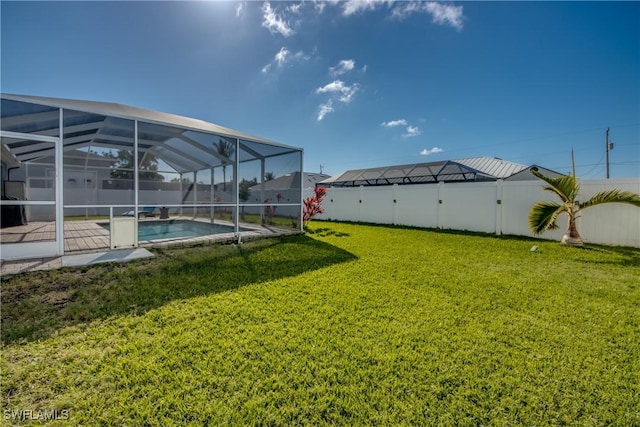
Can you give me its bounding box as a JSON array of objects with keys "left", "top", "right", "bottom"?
[{"left": 1, "top": 248, "right": 154, "bottom": 276}]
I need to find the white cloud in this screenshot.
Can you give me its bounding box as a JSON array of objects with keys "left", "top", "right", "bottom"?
[
  {"left": 424, "top": 2, "right": 464, "bottom": 30},
  {"left": 262, "top": 2, "right": 295, "bottom": 37},
  {"left": 315, "top": 79, "right": 360, "bottom": 121},
  {"left": 342, "top": 0, "right": 392, "bottom": 16},
  {"left": 287, "top": 3, "right": 302, "bottom": 14},
  {"left": 275, "top": 47, "right": 290, "bottom": 66},
  {"left": 329, "top": 59, "right": 356, "bottom": 76},
  {"left": 313, "top": 0, "right": 327, "bottom": 14},
  {"left": 381, "top": 119, "right": 407, "bottom": 128},
  {"left": 391, "top": 2, "right": 464, "bottom": 30},
  {"left": 403, "top": 125, "right": 422, "bottom": 138},
  {"left": 317, "top": 100, "right": 334, "bottom": 121},
  {"left": 294, "top": 51, "right": 309, "bottom": 60},
  {"left": 262, "top": 47, "right": 310, "bottom": 73},
  {"left": 316, "top": 80, "right": 359, "bottom": 104},
  {"left": 420, "top": 147, "right": 444, "bottom": 156},
  {"left": 235, "top": 2, "right": 246, "bottom": 18}
]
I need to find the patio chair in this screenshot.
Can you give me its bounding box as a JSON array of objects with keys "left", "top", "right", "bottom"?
[{"left": 121, "top": 206, "right": 157, "bottom": 218}]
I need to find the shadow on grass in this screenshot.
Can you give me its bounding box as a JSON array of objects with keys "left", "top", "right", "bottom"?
[
  {"left": 315, "top": 220, "right": 541, "bottom": 242},
  {"left": 320, "top": 220, "right": 640, "bottom": 251},
  {"left": 0, "top": 234, "right": 357, "bottom": 344},
  {"left": 577, "top": 244, "right": 640, "bottom": 267}
]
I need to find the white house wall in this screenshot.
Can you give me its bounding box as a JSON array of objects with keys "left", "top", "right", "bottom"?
[{"left": 311, "top": 178, "right": 640, "bottom": 247}]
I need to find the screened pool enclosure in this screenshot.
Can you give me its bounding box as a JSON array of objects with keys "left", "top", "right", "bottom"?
[{"left": 0, "top": 94, "right": 303, "bottom": 261}]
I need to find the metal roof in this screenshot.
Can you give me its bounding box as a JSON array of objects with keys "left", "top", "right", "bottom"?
[
  {"left": 1, "top": 93, "right": 302, "bottom": 174},
  {"left": 454, "top": 157, "right": 528, "bottom": 179},
  {"left": 249, "top": 172, "right": 330, "bottom": 191}
]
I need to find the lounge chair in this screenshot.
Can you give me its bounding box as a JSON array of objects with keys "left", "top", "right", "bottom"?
[{"left": 122, "top": 206, "right": 157, "bottom": 218}]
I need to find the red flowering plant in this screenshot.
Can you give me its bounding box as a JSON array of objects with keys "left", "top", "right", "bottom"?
[{"left": 303, "top": 186, "right": 327, "bottom": 227}]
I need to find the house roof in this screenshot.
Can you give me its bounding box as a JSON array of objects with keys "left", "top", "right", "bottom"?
[
  {"left": 249, "top": 172, "right": 330, "bottom": 191},
  {"left": 453, "top": 157, "right": 528, "bottom": 179}
]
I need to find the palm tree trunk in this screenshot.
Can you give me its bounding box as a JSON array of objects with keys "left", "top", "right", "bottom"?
[
  {"left": 222, "top": 165, "right": 226, "bottom": 192},
  {"left": 561, "top": 214, "right": 584, "bottom": 247}
]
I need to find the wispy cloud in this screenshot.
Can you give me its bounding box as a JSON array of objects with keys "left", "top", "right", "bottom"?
[
  {"left": 403, "top": 125, "right": 422, "bottom": 138},
  {"left": 420, "top": 147, "right": 444, "bottom": 156},
  {"left": 313, "top": 0, "right": 328, "bottom": 14},
  {"left": 336, "top": 1, "right": 464, "bottom": 30},
  {"left": 235, "top": 2, "right": 245, "bottom": 18},
  {"left": 315, "top": 55, "right": 363, "bottom": 121},
  {"left": 316, "top": 80, "right": 359, "bottom": 103},
  {"left": 260, "top": 1, "right": 463, "bottom": 40},
  {"left": 329, "top": 59, "right": 356, "bottom": 76},
  {"left": 287, "top": 3, "right": 303, "bottom": 14},
  {"left": 262, "top": 47, "right": 309, "bottom": 73},
  {"left": 342, "top": 0, "right": 393, "bottom": 16},
  {"left": 262, "top": 2, "right": 295, "bottom": 37},
  {"left": 317, "top": 100, "right": 334, "bottom": 121},
  {"left": 381, "top": 119, "right": 407, "bottom": 128},
  {"left": 382, "top": 119, "right": 421, "bottom": 138},
  {"left": 315, "top": 80, "right": 360, "bottom": 120},
  {"left": 391, "top": 2, "right": 464, "bottom": 30}
]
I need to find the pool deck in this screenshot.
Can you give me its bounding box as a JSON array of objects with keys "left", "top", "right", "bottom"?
[
  {"left": 1, "top": 218, "right": 300, "bottom": 275},
  {"left": 0, "top": 248, "right": 156, "bottom": 276}
]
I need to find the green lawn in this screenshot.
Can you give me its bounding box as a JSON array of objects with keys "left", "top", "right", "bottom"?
[{"left": 2, "top": 222, "right": 639, "bottom": 425}]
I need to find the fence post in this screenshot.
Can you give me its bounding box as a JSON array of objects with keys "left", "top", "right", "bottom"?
[
  {"left": 437, "top": 181, "right": 444, "bottom": 229},
  {"left": 357, "top": 186, "right": 363, "bottom": 222},
  {"left": 392, "top": 184, "right": 398, "bottom": 225},
  {"left": 495, "top": 180, "right": 503, "bottom": 235}
]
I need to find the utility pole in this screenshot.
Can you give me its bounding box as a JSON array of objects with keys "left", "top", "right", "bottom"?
[{"left": 605, "top": 127, "right": 614, "bottom": 179}]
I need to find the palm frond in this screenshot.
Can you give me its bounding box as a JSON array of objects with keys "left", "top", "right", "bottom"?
[
  {"left": 579, "top": 189, "right": 640, "bottom": 210},
  {"left": 528, "top": 201, "right": 565, "bottom": 235},
  {"left": 530, "top": 169, "right": 578, "bottom": 203}
]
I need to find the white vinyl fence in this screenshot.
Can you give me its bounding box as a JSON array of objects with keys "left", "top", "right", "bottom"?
[{"left": 309, "top": 178, "right": 640, "bottom": 247}]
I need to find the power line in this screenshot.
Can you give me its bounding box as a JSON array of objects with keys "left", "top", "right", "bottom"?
[{"left": 581, "top": 151, "right": 606, "bottom": 178}]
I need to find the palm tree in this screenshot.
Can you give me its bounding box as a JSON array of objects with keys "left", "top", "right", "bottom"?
[
  {"left": 214, "top": 138, "right": 235, "bottom": 192},
  {"left": 528, "top": 168, "right": 640, "bottom": 247}
]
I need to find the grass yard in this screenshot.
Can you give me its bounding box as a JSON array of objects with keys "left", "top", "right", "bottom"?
[{"left": 1, "top": 222, "right": 639, "bottom": 425}]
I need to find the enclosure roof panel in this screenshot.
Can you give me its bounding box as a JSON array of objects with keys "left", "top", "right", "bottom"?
[
  {"left": 1, "top": 93, "right": 301, "bottom": 174},
  {"left": 319, "top": 160, "right": 499, "bottom": 187},
  {"left": 1, "top": 93, "right": 297, "bottom": 149}
]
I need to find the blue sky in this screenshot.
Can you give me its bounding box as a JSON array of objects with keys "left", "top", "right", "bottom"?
[{"left": 2, "top": 1, "right": 639, "bottom": 178}]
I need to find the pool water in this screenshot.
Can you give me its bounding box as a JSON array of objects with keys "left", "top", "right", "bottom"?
[{"left": 103, "top": 220, "right": 238, "bottom": 241}]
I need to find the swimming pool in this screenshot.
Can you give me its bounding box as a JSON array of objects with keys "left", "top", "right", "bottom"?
[{"left": 103, "top": 220, "right": 240, "bottom": 241}]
